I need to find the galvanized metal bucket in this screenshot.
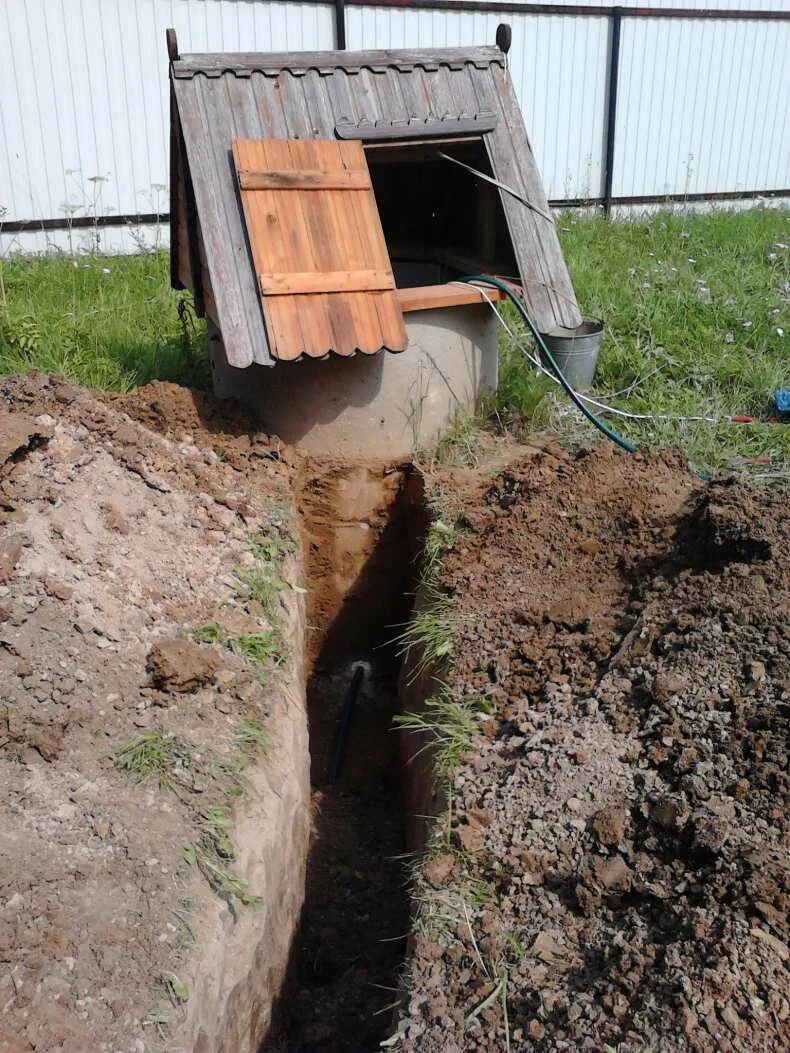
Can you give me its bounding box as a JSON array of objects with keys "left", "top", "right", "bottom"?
[{"left": 540, "top": 320, "right": 604, "bottom": 392}]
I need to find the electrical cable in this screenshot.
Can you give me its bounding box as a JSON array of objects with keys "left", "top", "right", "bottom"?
[
  {"left": 456, "top": 282, "right": 721, "bottom": 425},
  {"left": 460, "top": 275, "right": 638, "bottom": 453}
]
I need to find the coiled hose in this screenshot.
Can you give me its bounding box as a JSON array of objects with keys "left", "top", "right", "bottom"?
[{"left": 462, "top": 274, "right": 637, "bottom": 454}]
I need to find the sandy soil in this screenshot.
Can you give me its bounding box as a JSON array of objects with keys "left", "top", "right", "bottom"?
[
  {"left": 398, "top": 444, "right": 789, "bottom": 1052},
  {"left": 0, "top": 374, "right": 298, "bottom": 1053}
]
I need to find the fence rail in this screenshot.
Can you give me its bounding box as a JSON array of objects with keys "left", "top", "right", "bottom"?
[{"left": 1, "top": 0, "right": 788, "bottom": 253}]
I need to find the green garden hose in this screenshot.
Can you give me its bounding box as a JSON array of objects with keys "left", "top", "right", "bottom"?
[{"left": 463, "top": 274, "right": 637, "bottom": 454}]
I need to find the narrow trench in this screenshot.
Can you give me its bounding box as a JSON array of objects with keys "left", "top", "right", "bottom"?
[{"left": 264, "top": 462, "right": 428, "bottom": 1052}]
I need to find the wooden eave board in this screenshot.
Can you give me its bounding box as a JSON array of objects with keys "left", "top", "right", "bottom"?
[
  {"left": 232, "top": 138, "right": 407, "bottom": 360},
  {"left": 397, "top": 283, "right": 507, "bottom": 313}
]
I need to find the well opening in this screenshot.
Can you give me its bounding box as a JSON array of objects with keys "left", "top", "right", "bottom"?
[
  {"left": 366, "top": 137, "right": 518, "bottom": 283},
  {"left": 264, "top": 461, "right": 429, "bottom": 1050}
]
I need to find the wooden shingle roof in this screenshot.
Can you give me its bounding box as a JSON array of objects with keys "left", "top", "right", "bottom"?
[{"left": 169, "top": 42, "right": 581, "bottom": 368}]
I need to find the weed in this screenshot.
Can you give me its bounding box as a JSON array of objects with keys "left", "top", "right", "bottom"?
[
  {"left": 234, "top": 567, "right": 286, "bottom": 615},
  {"left": 183, "top": 841, "right": 261, "bottom": 909},
  {"left": 162, "top": 971, "right": 189, "bottom": 1004},
  {"left": 185, "top": 622, "right": 224, "bottom": 644},
  {"left": 231, "top": 630, "right": 284, "bottom": 666},
  {"left": 502, "top": 930, "right": 527, "bottom": 961},
  {"left": 396, "top": 691, "right": 492, "bottom": 778},
  {"left": 432, "top": 412, "right": 485, "bottom": 467},
  {"left": 198, "top": 804, "right": 236, "bottom": 860},
  {"left": 396, "top": 587, "right": 455, "bottom": 682},
  {"left": 235, "top": 719, "right": 268, "bottom": 757},
  {"left": 115, "top": 732, "right": 181, "bottom": 789},
  {"left": 248, "top": 529, "right": 294, "bottom": 565},
  {"left": 422, "top": 518, "right": 458, "bottom": 578}
]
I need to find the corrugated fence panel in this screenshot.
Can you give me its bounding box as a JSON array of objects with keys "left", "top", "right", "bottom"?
[
  {"left": 0, "top": 0, "right": 335, "bottom": 228},
  {"left": 615, "top": 14, "right": 790, "bottom": 197},
  {"left": 0, "top": 0, "right": 788, "bottom": 255},
  {"left": 345, "top": 7, "right": 610, "bottom": 200}
]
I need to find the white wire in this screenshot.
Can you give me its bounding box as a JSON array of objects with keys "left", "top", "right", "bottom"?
[{"left": 452, "top": 282, "right": 722, "bottom": 426}]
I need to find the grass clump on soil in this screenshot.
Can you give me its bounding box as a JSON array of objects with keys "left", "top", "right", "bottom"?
[
  {"left": 115, "top": 732, "right": 186, "bottom": 790},
  {"left": 233, "top": 567, "right": 286, "bottom": 616},
  {"left": 0, "top": 253, "right": 208, "bottom": 391},
  {"left": 498, "top": 208, "right": 790, "bottom": 475},
  {"left": 231, "top": 629, "right": 284, "bottom": 666},
  {"left": 183, "top": 840, "right": 262, "bottom": 909},
  {"left": 396, "top": 691, "right": 493, "bottom": 779},
  {"left": 184, "top": 622, "right": 223, "bottom": 645}
]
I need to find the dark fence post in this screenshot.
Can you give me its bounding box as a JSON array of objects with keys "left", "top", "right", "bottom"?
[
  {"left": 603, "top": 6, "right": 623, "bottom": 217},
  {"left": 335, "top": 0, "right": 347, "bottom": 49}
]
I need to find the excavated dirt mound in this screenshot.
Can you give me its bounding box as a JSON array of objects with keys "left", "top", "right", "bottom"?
[
  {"left": 0, "top": 374, "right": 298, "bottom": 1053},
  {"left": 400, "top": 445, "right": 789, "bottom": 1052}
]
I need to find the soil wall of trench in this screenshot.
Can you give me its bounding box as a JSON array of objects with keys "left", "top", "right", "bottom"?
[
  {"left": 0, "top": 375, "right": 435, "bottom": 1053},
  {"left": 175, "top": 568, "right": 310, "bottom": 1053}
]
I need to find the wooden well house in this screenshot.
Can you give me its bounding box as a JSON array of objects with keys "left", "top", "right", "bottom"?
[{"left": 167, "top": 26, "right": 583, "bottom": 456}]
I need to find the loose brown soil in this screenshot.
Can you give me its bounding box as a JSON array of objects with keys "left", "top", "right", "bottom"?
[
  {"left": 398, "top": 444, "right": 789, "bottom": 1052},
  {"left": 3, "top": 372, "right": 789, "bottom": 1053},
  {"left": 0, "top": 373, "right": 299, "bottom": 1053}
]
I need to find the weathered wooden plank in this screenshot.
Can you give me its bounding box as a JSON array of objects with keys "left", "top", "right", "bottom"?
[
  {"left": 470, "top": 64, "right": 581, "bottom": 332},
  {"left": 339, "top": 140, "right": 407, "bottom": 353},
  {"left": 335, "top": 115, "right": 496, "bottom": 140},
  {"left": 296, "top": 139, "right": 357, "bottom": 357},
  {"left": 174, "top": 47, "right": 504, "bottom": 77},
  {"left": 233, "top": 138, "right": 304, "bottom": 360},
  {"left": 397, "top": 283, "right": 506, "bottom": 313},
  {"left": 238, "top": 168, "right": 371, "bottom": 190},
  {"left": 259, "top": 269, "right": 395, "bottom": 296},
  {"left": 489, "top": 63, "right": 580, "bottom": 329},
  {"left": 280, "top": 138, "right": 339, "bottom": 358},
  {"left": 174, "top": 77, "right": 274, "bottom": 368}
]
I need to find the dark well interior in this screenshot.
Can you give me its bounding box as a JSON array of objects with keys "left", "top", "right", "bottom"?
[{"left": 366, "top": 137, "right": 519, "bottom": 288}]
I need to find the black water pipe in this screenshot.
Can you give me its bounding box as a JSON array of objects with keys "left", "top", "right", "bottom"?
[{"left": 331, "top": 663, "right": 366, "bottom": 780}]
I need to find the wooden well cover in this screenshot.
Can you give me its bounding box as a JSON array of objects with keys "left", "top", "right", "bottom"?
[{"left": 232, "top": 139, "right": 407, "bottom": 360}]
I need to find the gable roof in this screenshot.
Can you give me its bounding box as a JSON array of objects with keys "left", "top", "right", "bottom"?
[{"left": 170, "top": 43, "right": 582, "bottom": 369}]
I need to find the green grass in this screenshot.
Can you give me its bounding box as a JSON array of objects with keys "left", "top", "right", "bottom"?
[
  {"left": 494, "top": 207, "right": 789, "bottom": 476},
  {"left": 233, "top": 567, "right": 286, "bottom": 616},
  {"left": 396, "top": 691, "right": 493, "bottom": 779},
  {"left": 230, "top": 629, "right": 284, "bottom": 666},
  {"left": 235, "top": 719, "right": 268, "bottom": 758},
  {"left": 0, "top": 252, "right": 208, "bottom": 391},
  {"left": 3, "top": 209, "right": 786, "bottom": 474},
  {"left": 115, "top": 732, "right": 182, "bottom": 789}
]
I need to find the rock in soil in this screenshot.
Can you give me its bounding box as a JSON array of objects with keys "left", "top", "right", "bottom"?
[{"left": 399, "top": 446, "right": 789, "bottom": 1053}]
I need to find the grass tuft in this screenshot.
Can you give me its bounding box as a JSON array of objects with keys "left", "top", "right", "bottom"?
[
  {"left": 235, "top": 719, "right": 268, "bottom": 757},
  {"left": 185, "top": 622, "right": 224, "bottom": 645},
  {"left": 231, "top": 630, "right": 284, "bottom": 666},
  {"left": 395, "top": 691, "right": 493, "bottom": 778},
  {"left": 183, "top": 841, "right": 261, "bottom": 909},
  {"left": 233, "top": 567, "right": 286, "bottom": 615},
  {"left": 396, "top": 588, "right": 455, "bottom": 683},
  {"left": 115, "top": 732, "right": 180, "bottom": 789}
]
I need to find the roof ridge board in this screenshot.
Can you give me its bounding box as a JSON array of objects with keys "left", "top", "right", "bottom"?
[{"left": 173, "top": 44, "right": 504, "bottom": 78}]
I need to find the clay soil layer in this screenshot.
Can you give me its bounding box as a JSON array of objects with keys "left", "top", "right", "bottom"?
[{"left": 399, "top": 444, "right": 789, "bottom": 1053}]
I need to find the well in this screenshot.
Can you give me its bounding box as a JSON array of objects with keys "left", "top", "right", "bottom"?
[{"left": 208, "top": 304, "right": 498, "bottom": 458}]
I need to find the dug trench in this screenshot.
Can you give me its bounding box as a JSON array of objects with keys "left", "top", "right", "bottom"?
[
  {"left": 263, "top": 458, "right": 430, "bottom": 1051},
  {"left": 1, "top": 377, "right": 787, "bottom": 1053}
]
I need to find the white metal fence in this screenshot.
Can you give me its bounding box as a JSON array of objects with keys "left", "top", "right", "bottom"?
[{"left": 1, "top": 0, "right": 788, "bottom": 254}]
